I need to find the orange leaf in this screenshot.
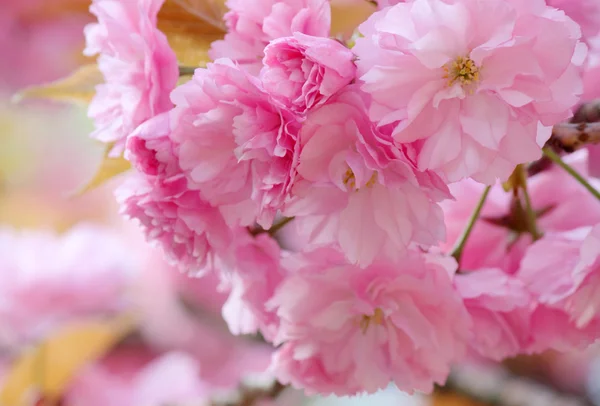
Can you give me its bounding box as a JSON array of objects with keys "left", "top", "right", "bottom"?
[
  {"left": 14, "top": 64, "right": 102, "bottom": 105},
  {"left": 158, "top": 0, "right": 228, "bottom": 68},
  {"left": 73, "top": 143, "right": 131, "bottom": 196},
  {"left": 0, "top": 317, "right": 134, "bottom": 406},
  {"left": 331, "top": 0, "right": 376, "bottom": 39}
]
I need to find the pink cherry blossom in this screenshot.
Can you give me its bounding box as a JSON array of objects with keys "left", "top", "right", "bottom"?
[
  {"left": 210, "top": 0, "right": 331, "bottom": 75},
  {"left": 519, "top": 226, "right": 600, "bottom": 329},
  {"left": 0, "top": 225, "right": 132, "bottom": 348},
  {"left": 116, "top": 173, "right": 237, "bottom": 275},
  {"left": 261, "top": 33, "right": 356, "bottom": 115},
  {"left": 120, "top": 112, "right": 249, "bottom": 274},
  {"left": 269, "top": 247, "right": 471, "bottom": 395},
  {"left": 222, "top": 233, "right": 285, "bottom": 341},
  {"left": 171, "top": 59, "right": 301, "bottom": 228},
  {"left": 85, "top": 0, "right": 178, "bottom": 154},
  {"left": 441, "top": 151, "right": 600, "bottom": 275},
  {"left": 515, "top": 226, "right": 600, "bottom": 353},
  {"left": 67, "top": 351, "right": 208, "bottom": 406},
  {"left": 132, "top": 252, "right": 273, "bottom": 387},
  {"left": 284, "top": 87, "right": 448, "bottom": 266},
  {"left": 547, "top": 0, "right": 600, "bottom": 41},
  {"left": 354, "top": 0, "right": 585, "bottom": 183},
  {"left": 454, "top": 268, "right": 533, "bottom": 360}
]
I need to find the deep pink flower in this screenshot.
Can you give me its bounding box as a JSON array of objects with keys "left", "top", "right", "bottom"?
[
  {"left": 284, "top": 87, "right": 448, "bottom": 266},
  {"left": 0, "top": 225, "right": 132, "bottom": 348},
  {"left": 121, "top": 112, "right": 251, "bottom": 275},
  {"left": 354, "top": 0, "right": 585, "bottom": 183},
  {"left": 261, "top": 33, "right": 356, "bottom": 114},
  {"left": 454, "top": 268, "right": 533, "bottom": 360},
  {"left": 269, "top": 247, "right": 471, "bottom": 395},
  {"left": 210, "top": 0, "right": 331, "bottom": 75},
  {"left": 85, "top": 0, "right": 178, "bottom": 154},
  {"left": 171, "top": 59, "right": 301, "bottom": 228},
  {"left": 116, "top": 174, "right": 237, "bottom": 275},
  {"left": 441, "top": 151, "right": 600, "bottom": 275}
]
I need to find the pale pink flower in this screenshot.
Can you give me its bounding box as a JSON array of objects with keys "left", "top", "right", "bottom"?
[
  {"left": 515, "top": 226, "right": 600, "bottom": 352},
  {"left": 375, "top": 0, "right": 404, "bottom": 11},
  {"left": 133, "top": 253, "right": 273, "bottom": 387},
  {"left": 547, "top": 0, "right": 600, "bottom": 40},
  {"left": 354, "top": 0, "right": 585, "bottom": 183},
  {"left": 269, "top": 247, "right": 471, "bottom": 395},
  {"left": 171, "top": 59, "right": 301, "bottom": 228},
  {"left": 0, "top": 225, "right": 132, "bottom": 348},
  {"left": 284, "top": 87, "right": 448, "bottom": 267},
  {"left": 67, "top": 351, "right": 208, "bottom": 406},
  {"left": 261, "top": 33, "right": 356, "bottom": 115},
  {"left": 210, "top": 0, "right": 331, "bottom": 75},
  {"left": 527, "top": 306, "right": 600, "bottom": 353},
  {"left": 519, "top": 226, "right": 600, "bottom": 329},
  {"left": 441, "top": 151, "right": 600, "bottom": 275},
  {"left": 222, "top": 234, "right": 285, "bottom": 341},
  {"left": 454, "top": 268, "right": 533, "bottom": 360},
  {"left": 85, "top": 0, "right": 178, "bottom": 154}
]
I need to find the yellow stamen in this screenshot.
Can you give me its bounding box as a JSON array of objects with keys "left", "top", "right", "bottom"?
[
  {"left": 442, "top": 56, "right": 480, "bottom": 89},
  {"left": 342, "top": 169, "right": 378, "bottom": 192},
  {"left": 343, "top": 168, "right": 356, "bottom": 190},
  {"left": 359, "top": 308, "right": 385, "bottom": 334}
]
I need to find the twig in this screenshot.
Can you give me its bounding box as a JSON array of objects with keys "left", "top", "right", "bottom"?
[
  {"left": 451, "top": 186, "right": 491, "bottom": 264},
  {"left": 250, "top": 217, "right": 295, "bottom": 237},
  {"left": 543, "top": 147, "right": 600, "bottom": 201},
  {"left": 179, "top": 66, "right": 197, "bottom": 76}
]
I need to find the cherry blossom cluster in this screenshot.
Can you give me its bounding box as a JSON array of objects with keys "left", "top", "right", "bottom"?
[
  {"left": 84, "top": 0, "right": 600, "bottom": 396},
  {"left": 0, "top": 224, "right": 274, "bottom": 404}
]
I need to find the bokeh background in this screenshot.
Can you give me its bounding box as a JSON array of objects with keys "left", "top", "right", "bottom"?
[{"left": 1, "top": 1, "right": 600, "bottom": 405}]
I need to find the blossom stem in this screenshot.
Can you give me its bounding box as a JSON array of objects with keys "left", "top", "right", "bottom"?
[
  {"left": 520, "top": 181, "right": 541, "bottom": 241},
  {"left": 268, "top": 216, "right": 295, "bottom": 236},
  {"left": 179, "top": 66, "right": 196, "bottom": 76},
  {"left": 451, "top": 186, "right": 491, "bottom": 263},
  {"left": 543, "top": 147, "right": 600, "bottom": 201}
]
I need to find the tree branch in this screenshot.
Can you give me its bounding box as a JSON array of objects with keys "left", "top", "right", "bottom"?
[{"left": 547, "top": 122, "right": 600, "bottom": 153}]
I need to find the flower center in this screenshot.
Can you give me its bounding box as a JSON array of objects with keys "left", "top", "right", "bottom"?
[
  {"left": 443, "top": 56, "right": 480, "bottom": 88},
  {"left": 359, "top": 307, "right": 385, "bottom": 334},
  {"left": 342, "top": 168, "right": 378, "bottom": 192},
  {"left": 343, "top": 168, "right": 356, "bottom": 190}
]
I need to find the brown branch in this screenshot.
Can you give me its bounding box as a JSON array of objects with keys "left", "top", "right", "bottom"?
[
  {"left": 529, "top": 100, "right": 600, "bottom": 176},
  {"left": 547, "top": 122, "right": 600, "bottom": 154}
]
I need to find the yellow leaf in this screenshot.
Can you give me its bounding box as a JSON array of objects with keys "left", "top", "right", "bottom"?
[
  {"left": 14, "top": 64, "right": 103, "bottom": 105},
  {"left": 159, "top": 0, "right": 228, "bottom": 68},
  {"left": 74, "top": 144, "right": 131, "bottom": 196},
  {"left": 0, "top": 317, "right": 134, "bottom": 406},
  {"left": 331, "top": 0, "right": 376, "bottom": 39}
]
